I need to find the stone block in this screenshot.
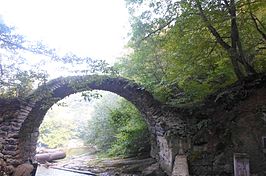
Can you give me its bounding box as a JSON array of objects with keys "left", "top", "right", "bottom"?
[
  {"left": 17, "top": 114, "right": 27, "bottom": 119},
  {"left": 234, "top": 153, "right": 250, "bottom": 176},
  {"left": 1, "top": 122, "right": 9, "bottom": 126},
  {"left": 0, "top": 138, "right": 6, "bottom": 144},
  {"left": 0, "top": 131, "right": 7, "bottom": 136},
  {"left": 11, "top": 125, "right": 20, "bottom": 131},
  {"left": 158, "top": 136, "right": 173, "bottom": 175},
  {"left": 172, "top": 155, "right": 189, "bottom": 176},
  {"left": 18, "top": 111, "right": 29, "bottom": 116},
  {"left": 6, "top": 158, "right": 22, "bottom": 166},
  {"left": 20, "top": 107, "right": 32, "bottom": 113},
  {"left": 0, "top": 125, "right": 10, "bottom": 131},
  {"left": 7, "top": 132, "right": 19, "bottom": 138},
  {"left": 2, "top": 149, "right": 18, "bottom": 156},
  {"left": 4, "top": 145, "right": 17, "bottom": 151},
  {"left": 10, "top": 122, "right": 21, "bottom": 128},
  {"left": 12, "top": 118, "right": 24, "bottom": 123},
  {"left": 20, "top": 104, "right": 33, "bottom": 110}
]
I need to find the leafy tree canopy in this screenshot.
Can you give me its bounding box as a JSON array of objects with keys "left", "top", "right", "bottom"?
[{"left": 117, "top": 0, "right": 266, "bottom": 103}]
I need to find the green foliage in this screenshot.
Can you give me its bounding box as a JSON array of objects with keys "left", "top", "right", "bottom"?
[
  {"left": 85, "top": 93, "right": 150, "bottom": 157},
  {"left": 107, "top": 100, "right": 150, "bottom": 157},
  {"left": 117, "top": 0, "right": 266, "bottom": 104},
  {"left": 39, "top": 113, "right": 77, "bottom": 148},
  {"left": 38, "top": 91, "right": 150, "bottom": 156},
  {"left": 38, "top": 93, "right": 95, "bottom": 148},
  {"left": 85, "top": 93, "right": 121, "bottom": 151}
]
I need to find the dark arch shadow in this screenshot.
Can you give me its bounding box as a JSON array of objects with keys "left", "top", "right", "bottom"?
[{"left": 18, "top": 75, "right": 162, "bottom": 161}]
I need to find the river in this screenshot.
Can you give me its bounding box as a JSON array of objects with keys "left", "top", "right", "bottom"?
[{"left": 36, "top": 166, "right": 92, "bottom": 176}]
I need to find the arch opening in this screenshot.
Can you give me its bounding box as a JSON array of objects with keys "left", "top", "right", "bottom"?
[
  {"left": 17, "top": 75, "right": 161, "bottom": 163},
  {"left": 36, "top": 91, "right": 151, "bottom": 161}
]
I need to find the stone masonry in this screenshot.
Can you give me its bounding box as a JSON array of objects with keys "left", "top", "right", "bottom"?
[{"left": 0, "top": 74, "right": 266, "bottom": 175}]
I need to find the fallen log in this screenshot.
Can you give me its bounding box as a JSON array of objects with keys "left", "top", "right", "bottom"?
[{"left": 35, "top": 151, "right": 66, "bottom": 163}]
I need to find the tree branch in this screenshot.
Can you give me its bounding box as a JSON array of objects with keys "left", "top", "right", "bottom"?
[
  {"left": 0, "top": 37, "right": 27, "bottom": 51},
  {"left": 247, "top": 0, "right": 266, "bottom": 41},
  {"left": 0, "top": 36, "right": 58, "bottom": 59},
  {"left": 207, "top": 42, "right": 218, "bottom": 58},
  {"left": 254, "top": 15, "right": 266, "bottom": 31},
  {"left": 142, "top": 18, "right": 176, "bottom": 41},
  {"left": 251, "top": 14, "right": 266, "bottom": 41},
  {"left": 223, "top": 0, "right": 231, "bottom": 11},
  {"left": 195, "top": 0, "right": 231, "bottom": 51}
]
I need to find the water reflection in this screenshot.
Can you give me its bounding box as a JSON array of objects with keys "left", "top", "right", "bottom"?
[{"left": 36, "top": 166, "right": 88, "bottom": 176}]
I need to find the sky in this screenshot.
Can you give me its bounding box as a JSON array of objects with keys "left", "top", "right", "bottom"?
[
  {"left": 0, "top": 0, "right": 130, "bottom": 64},
  {"left": 0, "top": 1, "right": 131, "bottom": 136}
]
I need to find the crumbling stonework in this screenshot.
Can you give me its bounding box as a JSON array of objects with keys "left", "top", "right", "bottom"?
[
  {"left": 0, "top": 74, "right": 265, "bottom": 176},
  {"left": 186, "top": 75, "right": 266, "bottom": 176}
]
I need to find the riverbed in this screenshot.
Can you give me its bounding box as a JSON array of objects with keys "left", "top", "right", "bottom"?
[
  {"left": 36, "top": 166, "right": 90, "bottom": 176},
  {"left": 35, "top": 147, "right": 158, "bottom": 176}
]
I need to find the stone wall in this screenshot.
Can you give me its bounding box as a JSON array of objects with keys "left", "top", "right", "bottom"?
[
  {"left": 0, "top": 75, "right": 176, "bottom": 175},
  {"left": 0, "top": 74, "right": 266, "bottom": 175},
  {"left": 185, "top": 75, "right": 266, "bottom": 175},
  {"left": 0, "top": 99, "right": 34, "bottom": 173},
  {"left": 148, "top": 74, "right": 266, "bottom": 175}
]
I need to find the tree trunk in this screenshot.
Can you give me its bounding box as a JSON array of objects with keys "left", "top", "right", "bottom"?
[
  {"left": 196, "top": 0, "right": 257, "bottom": 80},
  {"left": 243, "top": 63, "right": 256, "bottom": 76},
  {"left": 230, "top": 54, "right": 245, "bottom": 80},
  {"left": 229, "top": 0, "right": 257, "bottom": 79}
]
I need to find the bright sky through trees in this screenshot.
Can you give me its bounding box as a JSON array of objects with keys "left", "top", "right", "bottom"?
[{"left": 0, "top": 0, "right": 130, "bottom": 64}]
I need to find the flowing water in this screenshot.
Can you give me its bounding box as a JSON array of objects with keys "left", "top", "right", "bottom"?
[{"left": 36, "top": 166, "right": 90, "bottom": 176}]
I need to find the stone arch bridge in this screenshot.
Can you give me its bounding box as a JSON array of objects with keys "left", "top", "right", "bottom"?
[{"left": 1, "top": 74, "right": 266, "bottom": 175}]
